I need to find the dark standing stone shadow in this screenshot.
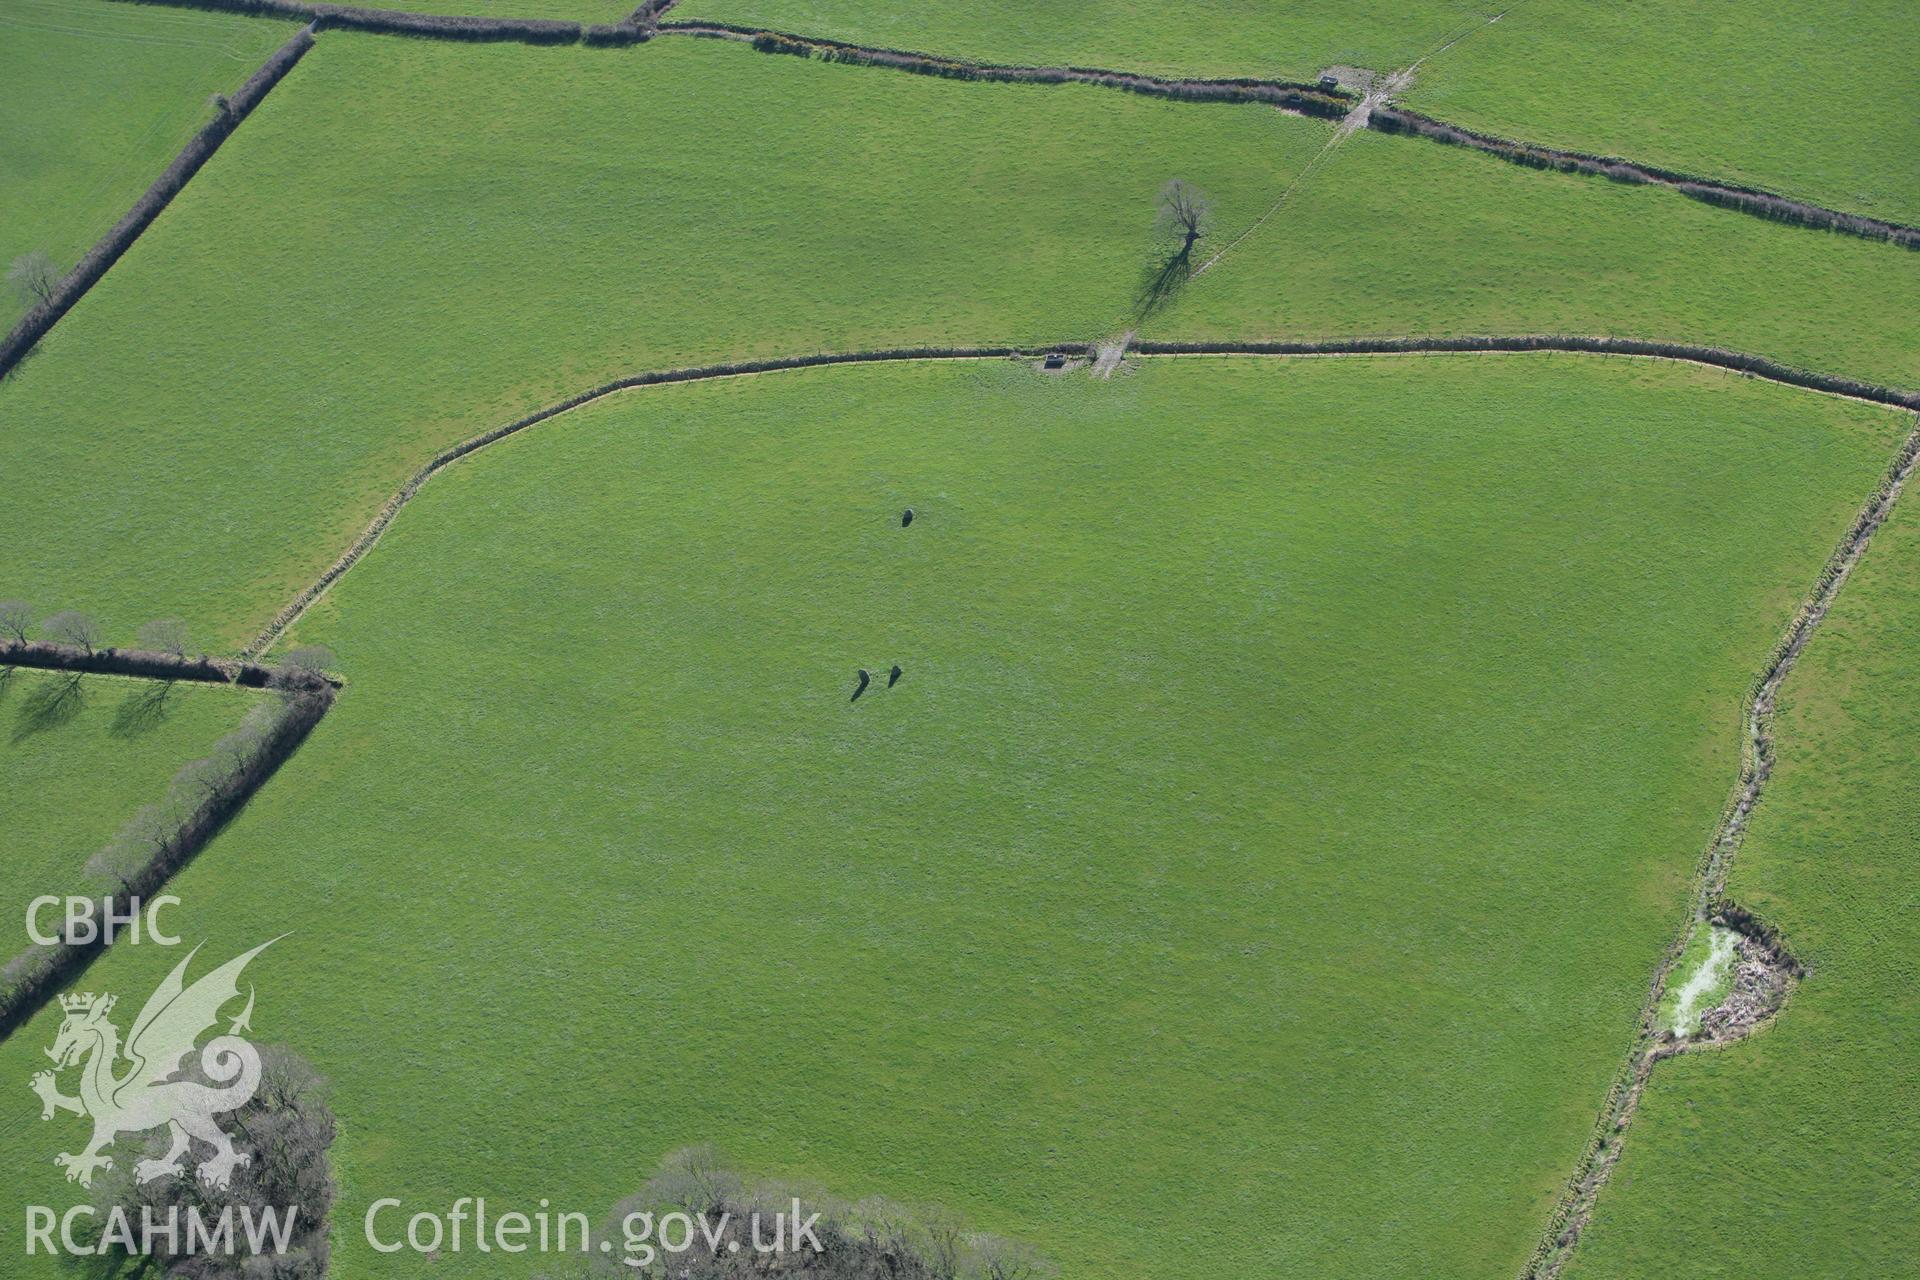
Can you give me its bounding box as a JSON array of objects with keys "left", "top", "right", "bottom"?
[
  {"left": 851, "top": 668, "right": 872, "bottom": 702},
  {"left": 1134, "top": 244, "right": 1195, "bottom": 320},
  {"left": 901, "top": 508, "right": 915, "bottom": 527},
  {"left": 888, "top": 665, "right": 903, "bottom": 688},
  {"left": 110, "top": 681, "right": 175, "bottom": 738},
  {"left": 12, "top": 673, "right": 86, "bottom": 742}
]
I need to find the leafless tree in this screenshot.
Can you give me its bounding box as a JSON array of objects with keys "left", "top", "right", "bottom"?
[
  {"left": 1155, "top": 178, "right": 1213, "bottom": 255},
  {"left": 137, "top": 617, "right": 190, "bottom": 656},
  {"left": 6, "top": 251, "right": 59, "bottom": 309},
  {"left": 84, "top": 1046, "right": 335, "bottom": 1279},
  {"left": 0, "top": 599, "right": 30, "bottom": 645},
  {"left": 42, "top": 609, "right": 101, "bottom": 653},
  {"left": 86, "top": 803, "right": 176, "bottom": 892},
  {"left": 272, "top": 644, "right": 335, "bottom": 690}
]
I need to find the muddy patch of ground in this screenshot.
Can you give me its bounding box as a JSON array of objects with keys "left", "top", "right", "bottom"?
[{"left": 1662, "top": 912, "right": 1799, "bottom": 1052}]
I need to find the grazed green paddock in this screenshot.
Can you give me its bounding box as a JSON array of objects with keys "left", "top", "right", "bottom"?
[
  {"left": 1, "top": 34, "right": 1914, "bottom": 656},
  {"left": 1572, "top": 467, "right": 1920, "bottom": 1280},
  {"left": 0, "top": 0, "right": 294, "bottom": 325},
  {"left": 0, "top": 355, "right": 1901, "bottom": 1278}
]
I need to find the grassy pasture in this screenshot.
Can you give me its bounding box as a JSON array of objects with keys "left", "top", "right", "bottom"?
[
  {"left": 1408, "top": 0, "right": 1920, "bottom": 226},
  {"left": 0, "top": 35, "right": 1913, "bottom": 660},
  {"left": 0, "top": 668, "right": 260, "bottom": 930},
  {"left": 1159, "top": 127, "right": 1920, "bottom": 384},
  {"left": 671, "top": 0, "right": 1497, "bottom": 83},
  {"left": 0, "top": 355, "right": 1901, "bottom": 1278},
  {"left": 0, "top": 0, "right": 294, "bottom": 326},
  {"left": 1570, "top": 472, "right": 1920, "bottom": 1279}
]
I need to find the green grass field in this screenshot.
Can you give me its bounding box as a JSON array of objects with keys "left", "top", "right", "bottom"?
[
  {"left": 0, "top": 354, "right": 1901, "bottom": 1278},
  {"left": 672, "top": 0, "right": 1495, "bottom": 83},
  {"left": 674, "top": 2, "right": 1920, "bottom": 225},
  {"left": 0, "top": 669, "right": 261, "bottom": 931},
  {"left": 0, "top": 0, "right": 294, "bottom": 325},
  {"left": 1408, "top": 0, "right": 1920, "bottom": 225},
  {"left": 1569, "top": 474, "right": 1920, "bottom": 1279},
  {"left": 0, "top": 33, "right": 1911, "bottom": 662}
]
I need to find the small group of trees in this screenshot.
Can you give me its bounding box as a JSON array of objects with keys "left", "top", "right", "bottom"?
[
  {"left": 81, "top": 1048, "right": 336, "bottom": 1279},
  {"left": 0, "top": 599, "right": 197, "bottom": 659},
  {"left": 563, "top": 1146, "right": 1052, "bottom": 1280}
]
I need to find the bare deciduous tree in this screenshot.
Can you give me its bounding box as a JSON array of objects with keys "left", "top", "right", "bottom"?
[
  {"left": 1155, "top": 178, "right": 1213, "bottom": 255},
  {"left": 137, "top": 617, "right": 190, "bottom": 656},
  {"left": 6, "top": 251, "right": 59, "bottom": 309},
  {"left": 0, "top": 599, "right": 30, "bottom": 646},
  {"left": 272, "top": 644, "right": 335, "bottom": 690},
  {"left": 42, "top": 609, "right": 101, "bottom": 653},
  {"left": 599, "top": 1149, "right": 1054, "bottom": 1280},
  {"left": 84, "top": 1046, "right": 335, "bottom": 1278}
]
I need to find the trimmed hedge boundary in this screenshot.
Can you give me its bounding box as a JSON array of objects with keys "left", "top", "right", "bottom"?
[
  {"left": 110, "top": 0, "right": 657, "bottom": 43},
  {"left": 659, "top": 20, "right": 1353, "bottom": 119},
  {"left": 1523, "top": 419, "right": 1920, "bottom": 1279},
  {"left": 0, "top": 25, "right": 316, "bottom": 383},
  {"left": 1369, "top": 107, "right": 1920, "bottom": 251},
  {"left": 1132, "top": 336, "right": 1920, "bottom": 409},
  {"left": 111, "top": 0, "right": 623, "bottom": 42},
  {"left": 0, "top": 640, "right": 338, "bottom": 689},
  {"left": 0, "top": 678, "right": 334, "bottom": 1041},
  {"left": 245, "top": 336, "right": 1920, "bottom": 659}
]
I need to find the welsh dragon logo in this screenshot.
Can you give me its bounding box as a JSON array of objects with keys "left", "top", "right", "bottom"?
[{"left": 30, "top": 939, "right": 276, "bottom": 1190}]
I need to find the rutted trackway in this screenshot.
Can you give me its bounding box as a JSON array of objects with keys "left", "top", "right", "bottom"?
[{"left": 1523, "top": 415, "right": 1920, "bottom": 1280}]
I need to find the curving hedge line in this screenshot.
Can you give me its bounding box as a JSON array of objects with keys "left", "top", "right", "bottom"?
[
  {"left": 1368, "top": 107, "right": 1920, "bottom": 251},
  {"left": 242, "top": 345, "right": 1056, "bottom": 657},
  {"left": 0, "top": 25, "right": 317, "bottom": 382},
  {"left": 246, "top": 336, "right": 1920, "bottom": 659}
]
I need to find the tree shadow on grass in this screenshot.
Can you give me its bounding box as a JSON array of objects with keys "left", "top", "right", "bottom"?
[
  {"left": 110, "top": 681, "right": 175, "bottom": 738},
  {"left": 1133, "top": 244, "right": 1195, "bottom": 322},
  {"left": 12, "top": 672, "right": 86, "bottom": 743}
]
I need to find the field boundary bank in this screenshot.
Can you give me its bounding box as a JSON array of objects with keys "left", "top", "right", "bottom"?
[
  {"left": 0, "top": 24, "right": 316, "bottom": 383},
  {"left": 110, "top": 0, "right": 658, "bottom": 44},
  {"left": 0, "top": 640, "right": 341, "bottom": 690},
  {"left": 0, "top": 639, "right": 336, "bottom": 689},
  {"left": 245, "top": 335, "right": 1920, "bottom": 661},
  {"left": 1368, "top": 107, "right": 1919, "bottom": 251},
  {"left": 659, "top": 21, "right": 1352, "bottom": 117},
  {"left": 0, "top": 673, "right": 335, "bottom": 1044},
  {"left": 1523, "top": 416, "right": 1920, "bottom": 1279}
]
